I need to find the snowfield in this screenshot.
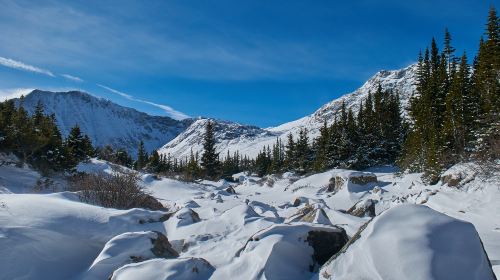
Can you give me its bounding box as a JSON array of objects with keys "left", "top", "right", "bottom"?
[{"left": 0, "top": 156, "right": 498, "bottom": 279}]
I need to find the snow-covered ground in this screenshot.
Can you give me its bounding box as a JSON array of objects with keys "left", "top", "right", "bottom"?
[{"left": 0, "top": 156, "right": 498, "bottom": 279}]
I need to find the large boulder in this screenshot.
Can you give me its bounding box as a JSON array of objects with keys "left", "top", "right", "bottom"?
[
  {"left": 84, "top": 231, "right": 178, "bottom": 279},
  {"left": 441, "top": 163, "right": 478, "bottom": 188},
  {"left": 346, "top": 199, "right": 376, "bottom": 218},
  {"left": 111, "top": 257, "right": 215, "bottom": 280},
  {"left": 319, "top": 204, "right": 496, "bottom": 280},
  {"left": 327, "top": 171, "right": 378, "bottom": 194},
  {"left": 212, "top": 224, "right": 348, "bottom": 279},
  {"left": 349, "top": 173, "right": 378, "bottom": 185}
]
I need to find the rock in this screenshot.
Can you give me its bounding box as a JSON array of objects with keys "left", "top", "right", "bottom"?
[
  {"left": 292, "top": 197, "right": 302, "bottom": 207},
  {"left": 349, "top": 173, "right": 378, "bottom": 185},
  {"left": 151, "top": 231, "right": 180, "bottom": 258},
  {"left": 224, "top": 224, "right": 348, "bottom": 279},
  {"left": 174, "top": 208, "right": 201, "bottom": 226},
  {"left": 85, "top": 231, "right": 178, "bottom": 280},
  {"left": 292, "top": 197, "right": 308, "bottom": 207},
  {"left": 319, "top": 205, "right": 497, "bottom": 280},
  {"left": 328, "top": 172, "right": 378, "bottom": 194},
  {"left": 225, "top": 186, "right": 236, "bottom": 194},
  {"left": 181, "top": 199, "right": 200, "bottom": 208},
  {"left": 327, "top": 176, "right": 344, "bottom": 193},
  {"left": 346, "top": 199, "right": 376, "bottom": 217},
  {"left": 440, "top": 163, "right": 478, "bottom": 188},
  {"left": 441, "top": 174, "right": 462, "bottom": 187},
  {"left": 286, "top": 204, "right": 333, "bottom": 226},
  {"left": 307, "top": 230, "right": 349, "bottom": 267},
  {"left": 300, "top": 208, "right": 333, "bottom": 226},
  {"left": 286, "top": 204, "right": 315, "bottom": 223}
]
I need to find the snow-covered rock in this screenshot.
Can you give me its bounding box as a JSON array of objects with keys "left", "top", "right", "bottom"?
[
  {"left": 85, "top": 231, "right": 178, "bottom": 279},
  {"left": 346, "top": 198, "right": 377, "bottom": 218},
  {"left": 319, "top": 204, "right": 496, "bottom": 280},
  {"left": 441, "top": 162, "right": 479, "bottom": 188},
  {"left": 110, "top": 258, "right": 215, "bottom": 280},
  {"left": 170, "top": 208, "right": 201, "bottom": 227},
  {"left": 213, "top": 223, "right": 348, "bottom": 279}
]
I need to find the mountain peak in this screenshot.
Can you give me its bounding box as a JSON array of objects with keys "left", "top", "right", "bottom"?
[
  {"left": 160, "top": 64, "right": 418, "bottom": 159},
  {"left": 17, "top": 89, "right": 193, "bottom": 156}
]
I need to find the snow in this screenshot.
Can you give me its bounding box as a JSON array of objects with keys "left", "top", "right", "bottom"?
[
  {"left": 111, "top": 258, "right": 215, "bottom": 280},
  {"left": 0, "top": 157, "right": 498, "bottom": 279},
  {"left": 0, "top": 192, "right": 166, "bottom": 280},
  {"left": 318, "top": 204, "right": 496, "bottom": 280}
]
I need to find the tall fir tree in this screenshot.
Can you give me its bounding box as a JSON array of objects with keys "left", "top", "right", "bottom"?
[{"left": 200, "top": 120, "right": 219, "bottom": 179}]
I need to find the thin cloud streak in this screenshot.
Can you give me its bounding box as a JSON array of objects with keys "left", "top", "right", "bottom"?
[
  {"left": 0, "top": 56, "right": 54, "bottom": 77},
  {"left": 61, "top": 74, "right": 84, "bottom": 82},
  {"left": 97, "top": 84, "right": 189, "bottom": 120}
]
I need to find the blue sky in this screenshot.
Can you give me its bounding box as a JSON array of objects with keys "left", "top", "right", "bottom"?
[{"left": 0, "top": 0, "right": 497, "bottom": 127}]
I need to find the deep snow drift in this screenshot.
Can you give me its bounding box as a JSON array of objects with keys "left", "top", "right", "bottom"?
[{"left": 0, "top": 156, "right": 498, "bottom": 279}]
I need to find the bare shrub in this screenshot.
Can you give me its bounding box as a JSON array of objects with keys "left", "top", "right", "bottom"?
[{"left": 69, "top": 172, "right": 164, "bottom": 210}]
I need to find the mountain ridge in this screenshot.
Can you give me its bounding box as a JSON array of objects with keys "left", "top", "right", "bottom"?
[
  {"left": 159, "top": 64, "right": 418, "bottom": 159},
  {"left": 16, "top": 89, "right": 193, "bottom": 156}
]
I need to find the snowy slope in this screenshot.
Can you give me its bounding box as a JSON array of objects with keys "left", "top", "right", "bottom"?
[
  {"left": 17, "top": 90, "right": 192, "bottom": 156},
  {"left": 160, "top": 64, "right": 417, "bottom": 159},
  {"left": 158, "top": 118, "right": 276, "bottom": 159},
  {"left": 0, "top": 153, "right": 498, "bottom": 279}
]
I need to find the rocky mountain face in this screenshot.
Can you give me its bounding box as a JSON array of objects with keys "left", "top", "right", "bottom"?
[
  {"left": 158, "top": 118, "right": 276, "bottom": 159},
  {"left": 17, "top": 90, "right": 192, "bottom": 156},
  {"left": 160, "top": 64, "right": 418, "bottom": 159}
]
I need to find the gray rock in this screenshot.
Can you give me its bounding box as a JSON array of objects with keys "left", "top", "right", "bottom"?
[{"left": 347, "top": 199, "right": 376, "bottom": 218}]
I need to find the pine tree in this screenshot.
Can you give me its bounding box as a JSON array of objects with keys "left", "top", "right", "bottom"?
[
  {"left": 284, "top": 133, "right": 296, "bottom": 170},
  {"left": 135, "top": 140, "right": 148, "bottom": 170},
  {"left": 185, "top": 149, "right": 201, "bottom": 181},
  {"left": 200, "top": 120, "right": 219, "bottom": 179},
  {"left": 295, "top": 128, "right": 311, "bottom": 173},
  {"left": 312, "top": 121, "right": 329, "bottom": 171},
  {"left": 65, "top": 124, "right": 92, "bottom": 168},
  {"left": 443, "top": 52, "right": 470, "bottom": 161}
]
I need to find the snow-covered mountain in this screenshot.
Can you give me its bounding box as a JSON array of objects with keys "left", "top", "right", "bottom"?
[
  {"left": 17, "top": 90, "right": 192, "bottom": 156},
  {"left": 160, "top": 64, "right": 418, "bottom": 159},
  {"left": 159, "top": 118, "right": 277, "bottom": 159}
]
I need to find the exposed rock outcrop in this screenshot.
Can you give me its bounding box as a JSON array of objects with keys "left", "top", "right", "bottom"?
[{"left": 346, "top": 199, "right": 376, "bottom": 218}]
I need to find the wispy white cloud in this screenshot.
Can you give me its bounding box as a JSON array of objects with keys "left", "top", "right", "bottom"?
[
  {"left": 0, "top": 56, "right": 54, "bottom": 77},
  {"left": 0, "top": 88, "right": 35, "bottom": 101},
  {"left": 97, "top": 84, "right": 189, "bottom": 120},
  {"left": 61, "top": 74, "right": 83, "bottom": 82}
]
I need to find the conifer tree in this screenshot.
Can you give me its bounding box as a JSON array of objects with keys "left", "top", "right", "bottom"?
[
  {"left": 135, "top": 140, "right": 148, "bottom": 170},
  {"left": 201, "top": 120, "right": 219, "bottom": 179},
  {"left": 65, "top": 125, "right": 93, "bottom": 167}
]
